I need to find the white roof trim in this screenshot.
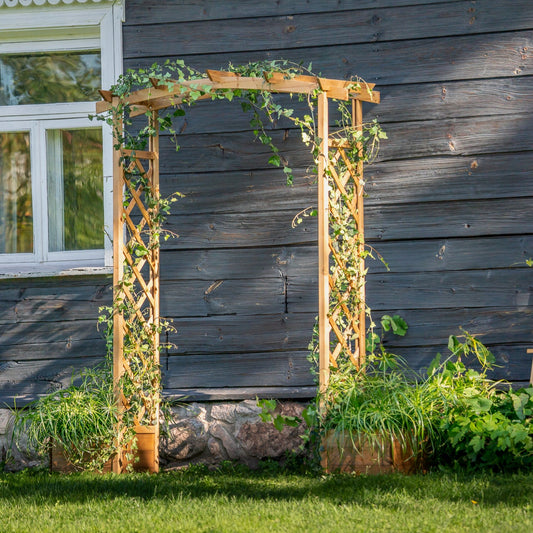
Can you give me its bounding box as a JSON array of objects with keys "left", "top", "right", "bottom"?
[{"left": 0, "top": 0, "right": 114, "bottom": 7}]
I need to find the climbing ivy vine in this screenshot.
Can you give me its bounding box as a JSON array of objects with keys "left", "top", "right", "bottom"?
[{"left": 93, "top": 58, "right": 386, "bottom": 459}]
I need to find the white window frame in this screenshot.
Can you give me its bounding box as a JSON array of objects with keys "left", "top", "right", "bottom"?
[{"left": 0, "top": 0, "right": 123, "bottom": 277}]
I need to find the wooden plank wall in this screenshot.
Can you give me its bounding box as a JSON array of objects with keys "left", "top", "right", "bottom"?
[
  {"left": 0, "top": 276, "right": 112, "bottom": 405},
  {"left": 2, "top": 0, "right": 531, "bottom": 406},
  {"left": 122, "top": 0, "right": 533, "bottom": 396}
]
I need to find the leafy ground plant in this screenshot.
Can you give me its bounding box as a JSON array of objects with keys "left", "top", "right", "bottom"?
[
  {"left": 429, "top": 332, "right": 533, "bottom": 471},
  {"left": 320, "top": 350, "right": 437, "bottom": 466},
  {"left": 322, "top": 330, "right": 533, "bottom": 472}
]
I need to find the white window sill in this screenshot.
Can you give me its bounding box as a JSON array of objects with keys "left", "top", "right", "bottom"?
[{"left": 0, "top": 262, "right": 112, "bottom": 279}]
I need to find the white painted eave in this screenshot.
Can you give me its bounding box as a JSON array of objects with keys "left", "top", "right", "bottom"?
[{"left": 0, "top": 0, "right": 114, "bottom": 7}]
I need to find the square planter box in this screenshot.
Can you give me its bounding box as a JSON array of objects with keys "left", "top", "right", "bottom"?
[
  {"left": 49, "top": 444, "right": 113, "bottom": 473},
  {"left": 321, "top": 431, "right": 421, "bottom": 474}
]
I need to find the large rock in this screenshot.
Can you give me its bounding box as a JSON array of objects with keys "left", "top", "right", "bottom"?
[
  {"left": 211, "top": 404, "right": 236, "bottom": 424},
  {"left": 161, "top": 418, "right": 208, "bottom": 461},
  {"left": 211, "top": 421, "right": 241, "bottom": 461}
]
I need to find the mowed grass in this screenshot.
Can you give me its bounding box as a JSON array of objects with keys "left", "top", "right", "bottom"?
[{"left": 0, "top": 467, "right": 531, "bottom": 533}]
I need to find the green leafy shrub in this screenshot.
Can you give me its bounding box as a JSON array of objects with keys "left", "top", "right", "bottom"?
[
  {"left": 428, "top": 334, "right": 533, "bottom": 470},
  {"left": 320, "top": 353, "right": 438, "bottom": 463}
]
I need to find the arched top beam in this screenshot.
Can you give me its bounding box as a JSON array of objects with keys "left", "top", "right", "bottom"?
[{"left": 96, "top": 68, "right": 380, "bottom": 117}]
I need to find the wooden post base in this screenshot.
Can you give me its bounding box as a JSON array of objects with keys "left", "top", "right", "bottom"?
[{"left": 118, "top": 425, "right": 159, "bottom": 473}]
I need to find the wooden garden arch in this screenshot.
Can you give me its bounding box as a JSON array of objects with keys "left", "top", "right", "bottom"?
[{"left": 97, "top": 69, "right": 380, "bottom": 473}]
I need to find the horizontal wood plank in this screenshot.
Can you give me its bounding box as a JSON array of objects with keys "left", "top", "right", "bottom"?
[
  {"left": 366, "top": 236, "right": 533, "bottom": 274},
  {"left": 159, "top": 169, "right": 315, "bottom": 215},
  {"left": 366, "top": 269, "right": 533, "bottom": 311},
  {"left": 373, "top": 76, "right": 533, "bottom": 122},
  {"left": 168, "top": 313, "right": 316, "bottom": 355},
  {"left": 155, "top": 113, "right": 533, "bottom": 175},
  {"left": 162, "top": 351, "right": 313, "bottom": 388},
  {"left": 0, "top": 356, "right": 104, "bottom": 407},
  {"left": 162, "top": 387, "right": 317, "bottom": 401},
  {"left": 162, "top": 210, "right": 316, "bottom": 249},
  {"left": 366, "top": 152, "right": 533, "bottom": 206},
  {"left": 162, "top": 196, "right": 533, "bottom": 249},
  {"left": 160, "top": 278, "right": 285, "bottom": 317},
  {"left": 160, "top": 246, "right": 316, "bottom": 281},
  {"left": 160, "top": 235, "right": 533, "bottom": 281},
  {"left": 378, "top": 114, "right": 533, "bottom": 162},
  {"left": 289, "top": 269, "right": 533, "bottom": 311},
  {"left": 125, "top": 1, "right": 473, "bottom": 25},
  {"left": 0, "top": 319, "right": 105, "bottom": 358},
  {"left": 365, "top": 197, "right": 533, "bottom": 242},
  {"left": 0, "top": 339, "right": 105, "bottom": 361},
  {"left": 125, "top": 30, "right": 533, "bottom": 85},
  {"left": 373, "top": 307, "right": 533, "bottom": 348},
  {"left": 153, "top": 267, "right": 533, "bottom": 319},
  {"left": 158, "top": 152, "right": 533, "bottom": 220},
  {"left": 393, "top": 344, "right": 533, "bottom": 383},
  {"left": 0, "top": 291, "right": 111, "bottom": 326}
]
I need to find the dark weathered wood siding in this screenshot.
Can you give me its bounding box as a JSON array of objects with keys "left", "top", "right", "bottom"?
[
  {"left": 123, "top": 0, "right": 533, "bottom": 396},
  {"left": 0, "top": 276, "right": 112, "bottom": 405},
  {"left": 1, "top": 0, "right": 531, "bottom": 405}
]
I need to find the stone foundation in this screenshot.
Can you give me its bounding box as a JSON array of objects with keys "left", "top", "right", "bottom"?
[
  {"left": 1, "top": 400, "right": 308, "bottom": 471},
  {"left": 160, "top": 400, "right": 307, "bottom": 469}
]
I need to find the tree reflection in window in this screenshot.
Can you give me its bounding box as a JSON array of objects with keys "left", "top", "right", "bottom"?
[{"left": 0, "top": 51, "right": 101, "bottom": 106}]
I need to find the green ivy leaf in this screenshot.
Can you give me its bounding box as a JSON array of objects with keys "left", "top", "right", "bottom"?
[
  {"left": 380, "top": 315, "right": 408, "bottom": 336},
  {"left": 273, "top": 415, "right": 285, "bottom": 432},
  {"left": 268, "top": 154, "right": 281, "bottom": 167}
]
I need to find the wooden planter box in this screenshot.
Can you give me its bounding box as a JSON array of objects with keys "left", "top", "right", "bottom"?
[
  {"left": 50, "top": 425, "right": 158, "bottom": 473},
  {"left": 49, "top": 444, "right": 112, "bottom": 473},
  {"left": 321, "top": 431, "right": 421, "bottom": 474}
]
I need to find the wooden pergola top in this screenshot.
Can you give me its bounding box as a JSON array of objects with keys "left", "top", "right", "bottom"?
[{"left": 97, "top": 69, "right": 380, "bottom": 117}]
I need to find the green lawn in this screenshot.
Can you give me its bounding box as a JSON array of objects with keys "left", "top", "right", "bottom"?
[{"left": 0, "top": 466, "right": 531, "bottom": 532}]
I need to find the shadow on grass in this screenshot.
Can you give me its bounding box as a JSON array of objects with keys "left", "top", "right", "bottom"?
[{"left": 1, "top": 467, "right": 532, "bottom": 509}]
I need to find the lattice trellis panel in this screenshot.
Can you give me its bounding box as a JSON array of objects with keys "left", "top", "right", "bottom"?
[
  {"left": 113, "top": 111, "right": 160, "bottom": 473},
  {"left": 326, "top": 138, "right": 365, "bottom": 370},
  {"left": 317, "top": 95, "right": 367, "bottom": 393}
]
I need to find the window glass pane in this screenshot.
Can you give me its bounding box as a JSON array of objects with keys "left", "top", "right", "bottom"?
[
  {"left": 47, "top": 128, "right": 103, "bottom": 252},
  {"left": 0, "top": 131, "right": 32, "bottom": 254},
  {"left": 0, "top": 51, "right": 100, "bottom": 106}
]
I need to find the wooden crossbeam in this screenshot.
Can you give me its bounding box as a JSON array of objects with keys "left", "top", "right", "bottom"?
[
  {"left": 329, "top": 138, "right": 352, "bottom": 149},
  {"left": 121, "top": 149, "right": 158, "bottom": 161}
]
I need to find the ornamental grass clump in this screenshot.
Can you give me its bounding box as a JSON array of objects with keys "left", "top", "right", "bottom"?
[
  {"left": 11, "top": 359, "right": 117, "bottom": 472},
  {"left": 321, "top": 353, "right": 440, "bottom": 465}
]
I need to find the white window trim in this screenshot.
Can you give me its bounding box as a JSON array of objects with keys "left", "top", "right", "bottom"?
[{"left": 0, "top": 0, "right": 122, "bottom": 277}]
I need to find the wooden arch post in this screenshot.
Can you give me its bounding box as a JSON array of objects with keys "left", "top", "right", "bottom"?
[
  {"left": 98, "top": 71, "right": 379, "bottom": 473},
  {"left": 317, "top": 92, "right": 330, "bottom": 394}
]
